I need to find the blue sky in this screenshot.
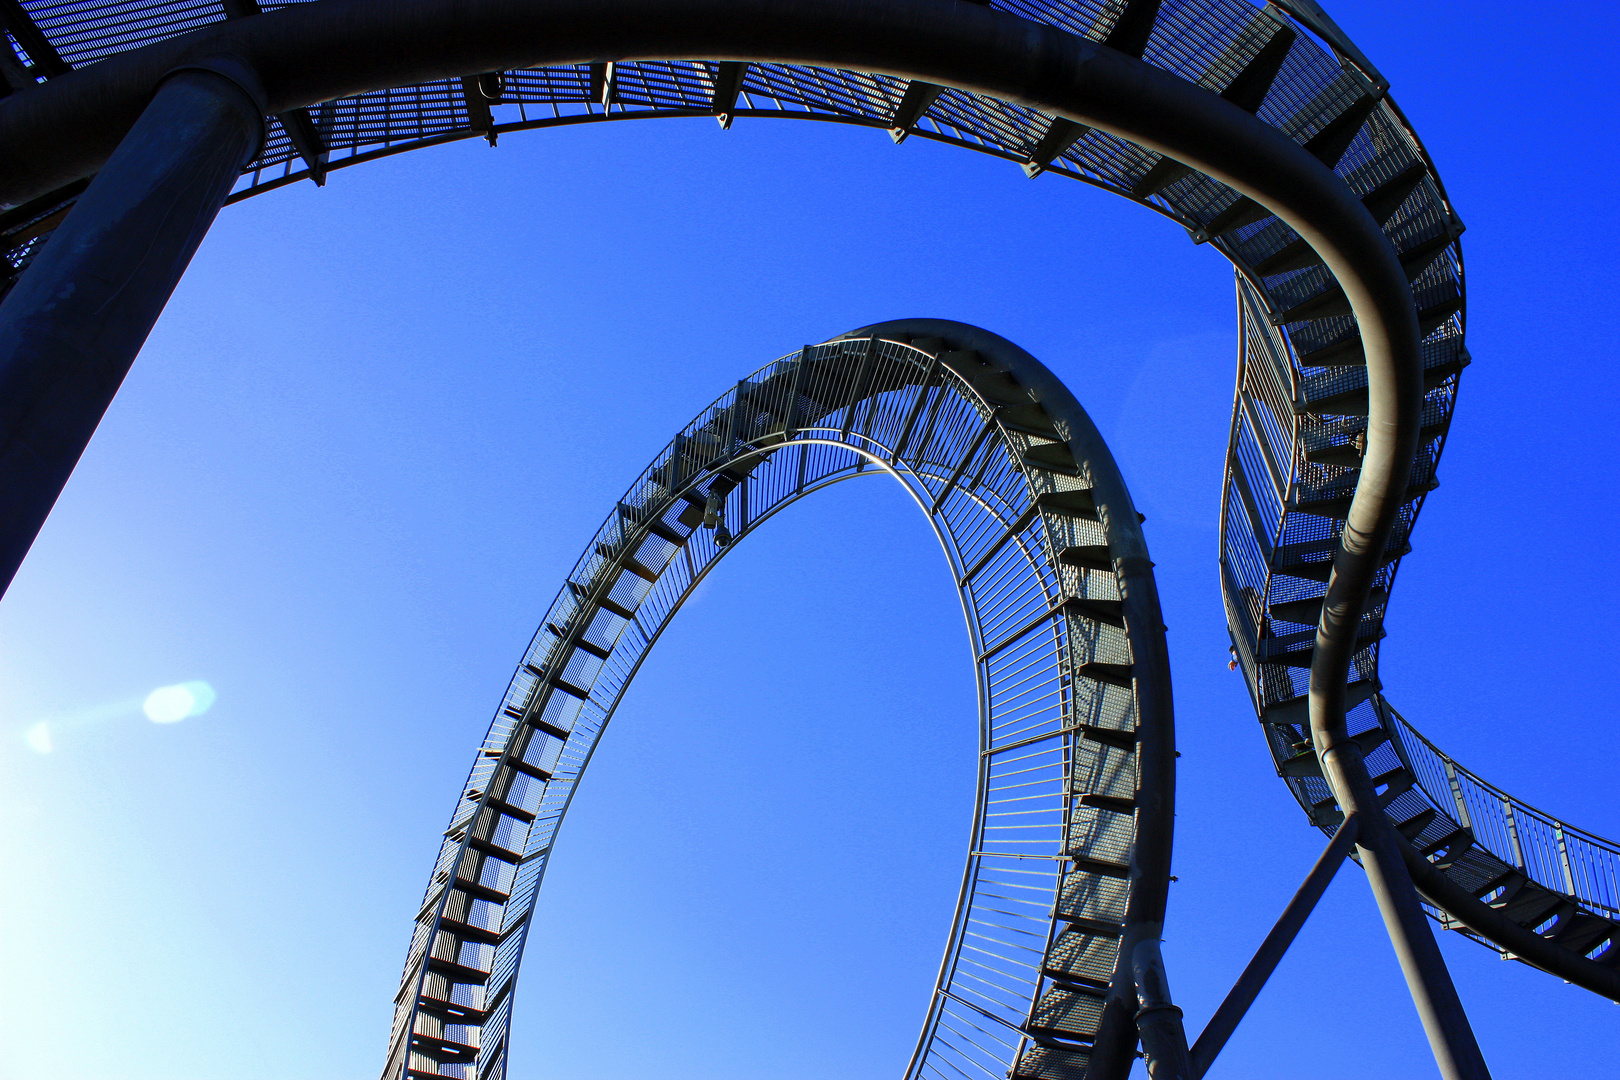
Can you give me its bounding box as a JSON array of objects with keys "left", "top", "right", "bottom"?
[{"left": 2, "top": 1, "right": 1618, "bottom": 1077}]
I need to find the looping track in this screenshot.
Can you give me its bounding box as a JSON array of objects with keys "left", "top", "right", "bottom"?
[{"left": 386, "top": 323, "right": 1174, "bottom": 1080}]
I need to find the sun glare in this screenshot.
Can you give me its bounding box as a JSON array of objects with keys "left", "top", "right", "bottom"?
[
  {"left": 24, "top": 722, "right": 51, "bottom": 754},
  {"left": 142, "top": 681, "right": 217, "bottom": 724}
]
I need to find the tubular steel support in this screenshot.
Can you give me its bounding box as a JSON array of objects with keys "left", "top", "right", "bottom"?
[
  {"left": 1318, "top": 744, "right": 1491, "bottom": 1080},
  {"left": 1190, "top": 814, "right": 1360, "bottom": 1078},
  {"left": 0, "top": 62, "right": 264, "bottom": 595},
  {"left": 1133, "top": 937, "right": 1192, "bottom": 1080}
]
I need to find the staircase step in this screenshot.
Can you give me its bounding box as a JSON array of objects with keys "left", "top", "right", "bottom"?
[
  {"left": 1067, "top": 854, "right": 1132, "bottom": 878},
  {"left": 1131, "top": 154, "right": 1192, "bottom": 199},
  {"left": 1395, "top": 806, "right": 1438, "bottom": 841},
  {"left": 1058, "top": 596, "right": 1125, "bottom": 628},
  {"left": 1078, "top": 793, "right": 1135, "bottom": 815},
  {"left": 1218, "top": 23, "right": 1297, "bottom": 113},
  {"left": 506, "top": 757, "right": 554, "bottom": 782},
  {"left": 1022, "top": 115, "right": 1090, "bottom": 176},
  {"left": 1297, "top": 296, "right": 1464, "bottom": 369},
  {"left": 1012, "top": 1046, "right": 1092, "bottom": 1080},
  {"left": 1278, "top": 723, "right": 1389, "bottom": 778},
  {"left": 1076, "top": 662, "right": 1132, "bottom": 689},
  {"left": 1302, "top": 92, "right": 1381, "bottom": 169},
  {"left": 1201, "top": 195, "right": 1272, "bottom": 240},
  {"left": 1474, "top": 869, "right": 1527, "bottom": 904},
  {"left": 1038, "top": 489, "right": 1100, "bottom": 520},
  {"left": 998, "top": 403, "right": 1062, "bottom": 437},
  {"left": 1076, "top": 723, "right": 1136, "bottom": 750},
  {"left": 414, "top": 995, "right": 488, "bottom": 1026},
  {"left": 465, "top": 835, "right": 525, "bottom": 864},
  {"left": 438, "top": 916, "right": 500, "bottom": 946},
  {"left": 1308, "top": 769, "right": 1411, "bottom": 817},
  {"left": 1057, "top": 546, "right": 1114, "bottom": 573},
  {"left": 485, "top": 796, "right": 535, "bottom": 824},
  {"left": 644, "top": 516, "right": 687, "bottom": 546},
  {"left": 1372, "top": 766, "right": 1414, "bottom": 807},
  {"left": 1275, "top": 283, "right": 1353, "bottom": 324},
  {"left": 1288, "top": 479, "right": 1437, "bottom": 520},
  {"left": 1264, "top": 678, "right": 1378, "bottom": 728},
  {"left": 1419, "top": 825, "right": 1472, "bottom": 863},
  {"left": 1053, "top": 911, "right": 1124, "bottom": 937},
  {"left": 1269, "top": 587, "right": 1387, "bottom": 626},
  {"left": 1300, "top": 353, "right": 1468, "bottom": 416},
  {"left": 452, "top": 877, "right": 510, "bottom": 905},
  {"left": 595, "top": 543, "right": 658, "bottom": 582},
  {"left": 1305, "top": 441, "right": 1364, "bottom": 467},
  {"left": 409, "top": 1032, "right": 479, "bottom": 1064},
  {"left": 1274, "top": 543, "right": 1409, "bottom": 583},
  {"left": 1024, "top": 442, "right": 1082, "bottom": 475},
  {"left": 425, "top": 955, "right": 492, "bottom": 986},
  {"left": 1362, "top": 161, "right": 1429, "bottom": 226},
  {"left": 1258, "top": 626, "right": 1384, "bottom": 666}
]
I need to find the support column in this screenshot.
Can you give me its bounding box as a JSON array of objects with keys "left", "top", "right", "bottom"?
[
  {"left": 0, "top": 60, "right": 265, "bottom": 597},
  {"left": 1319, "top": 741, "right": 1492, "bottom": 1080}
]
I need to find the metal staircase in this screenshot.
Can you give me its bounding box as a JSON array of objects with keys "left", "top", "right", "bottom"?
[{"left": 381, "top": 325, "right": 1179, "bottom": 1080}]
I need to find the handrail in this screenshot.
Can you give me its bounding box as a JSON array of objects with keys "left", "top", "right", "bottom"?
[{"left": 1387, "top": 704, "right": 1620, "bottom": 921}]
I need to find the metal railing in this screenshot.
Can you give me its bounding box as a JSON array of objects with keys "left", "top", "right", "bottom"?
[{"left": 1388, "top": 703, "right": 1620, "bottom": 921}]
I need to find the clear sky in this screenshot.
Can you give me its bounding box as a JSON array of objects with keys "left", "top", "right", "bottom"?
[{"left": 2, "top": 2, "right": 1617, "bottom": 1078}]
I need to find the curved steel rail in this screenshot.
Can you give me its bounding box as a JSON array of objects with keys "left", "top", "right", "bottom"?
[
  {"left": 0, "top": 0, "right": 1614, "bottom": 1048},
  {"left": 388, "top": 322, "right": 1172, "bottom": 1080}
]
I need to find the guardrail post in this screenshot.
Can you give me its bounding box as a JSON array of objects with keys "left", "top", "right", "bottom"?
[
  {"left": 1443, "top": 760, "right": 1473, "bottom": 831},
  {"left": 1556, "top": 825, "right": 1578, "bottom": 898},
  {"left": 1503, "top": 799, "right": 1526, "bottom": 872},
  {"left": 0, "top": 59, "right": 265, "bottom": 598}
]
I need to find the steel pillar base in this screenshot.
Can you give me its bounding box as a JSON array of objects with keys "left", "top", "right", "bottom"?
[{"left": 1320, "top": 743, "right": 1492, "bottom": 1080}]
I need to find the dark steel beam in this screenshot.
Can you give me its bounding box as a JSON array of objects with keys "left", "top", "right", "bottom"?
[
  {"left": 887, "top": 78, "right": 939, "bottom": 143},
  {"left": 1189, "top": 814, "right": 1360, "bottom": 1077},
  {"left": 1134, "top": 937, "right": 1192, "bottom": 1080},
  {"left": 221, "top": 0, "right": 328, "bottom": 181},
  {"left": 1101, "top": 0, "right": 1161, "bottom": 59},
  {"left": 278, "top": 104, "right": 329, "bottom": 184},
  {"left": 0, "top": 0, "right": 67, "bottom": 78},
  {"left": 0, "top": 62, "right": 264, "bottom": 596},
  {"left": 710, "top": 60, "right": 746, "bottom": 128},
  {"left": 459, "top": 74, "right": 496, "bottom": 145},
  {"left": 1022, "top": 116, "right": 1088, "bottom": 177}
]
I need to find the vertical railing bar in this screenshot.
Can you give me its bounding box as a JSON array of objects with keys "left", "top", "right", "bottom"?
[
  {"left": 1503, "top": 798, "right": 1526, "bottom": 872},
  {"left": 1442, "top": 758, "right": 1472, "bottom": 831},
  {"left": 1556, "top": 825, "right": 1578, "bottom": 898}
]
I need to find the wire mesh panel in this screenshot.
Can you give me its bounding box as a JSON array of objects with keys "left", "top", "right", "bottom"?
[{"left": 375, "top": 329, "right": 1165, "bottom": 1080}]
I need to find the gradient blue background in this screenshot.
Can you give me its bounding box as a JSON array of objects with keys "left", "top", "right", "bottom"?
[{"left": 2, "top": 1, "right": 1616, "bottom": 1076}]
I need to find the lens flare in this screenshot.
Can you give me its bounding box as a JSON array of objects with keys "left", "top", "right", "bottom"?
[
  {"left": 142, "top": 681, "right": 217, "bottom": 724},
  {"left": 24, "top": 722, "right": 51, "bottom": 753}
]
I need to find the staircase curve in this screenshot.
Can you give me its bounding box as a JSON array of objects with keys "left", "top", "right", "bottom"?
[{"left": 381, "top": 322, "right": 1177, "bottom": 1080}]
